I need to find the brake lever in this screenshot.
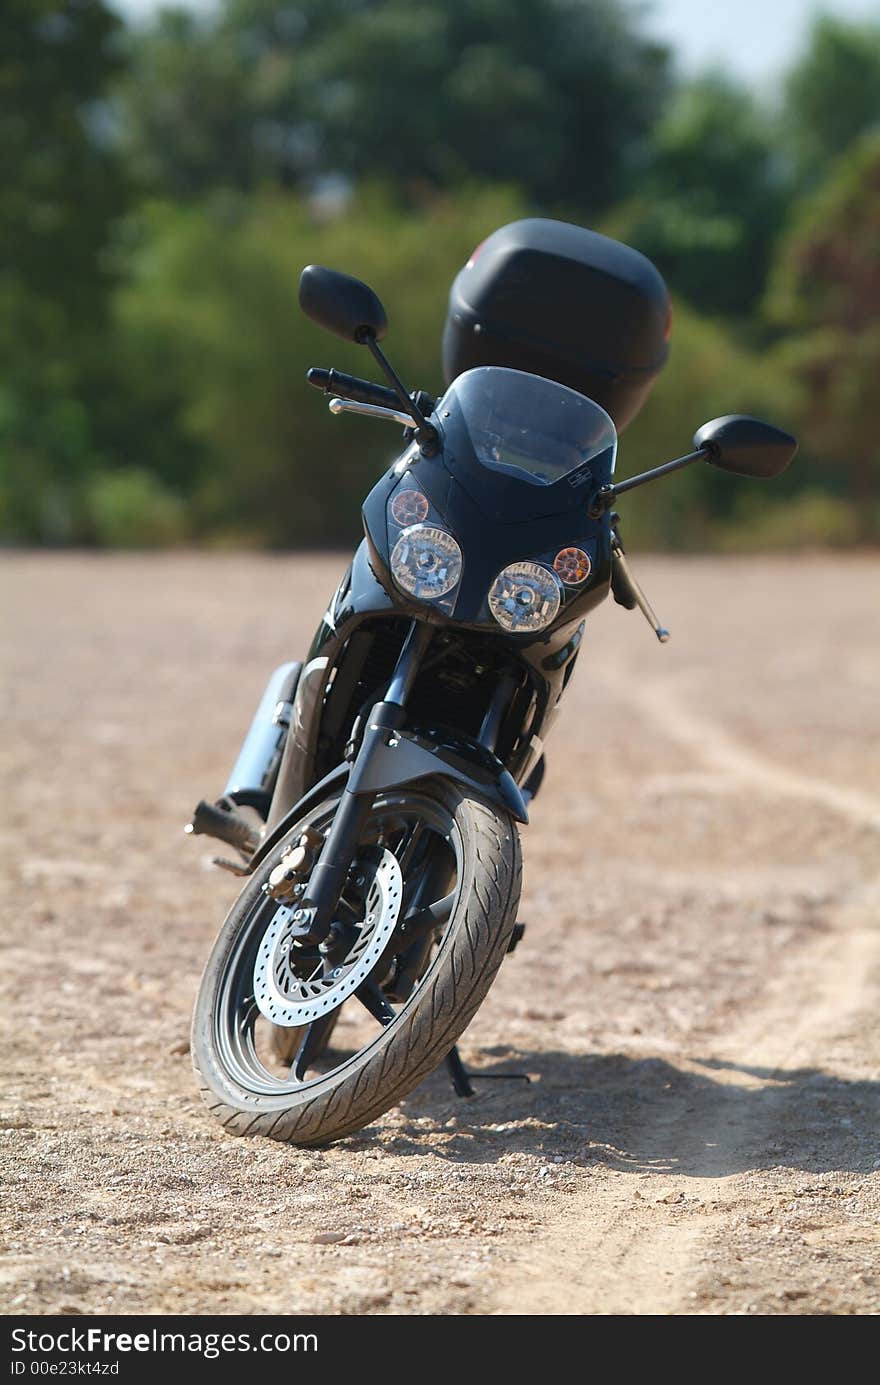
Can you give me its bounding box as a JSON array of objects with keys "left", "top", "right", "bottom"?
[
  {"left": 611, "top": 534, "right": 670, "bottom": 643},
  {"left": 328, "top": 397, "right": 414, "bottom": 427}
]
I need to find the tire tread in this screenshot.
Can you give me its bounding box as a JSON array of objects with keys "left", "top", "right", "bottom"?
[{"left": 191, "top": 787, "right": 522, "bottom": 1146}]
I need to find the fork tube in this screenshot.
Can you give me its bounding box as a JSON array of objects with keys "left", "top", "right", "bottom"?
[
  {"left": 478, "top": 672, "right": 518, "bottom": 753},
  {"left": 303, "top": 621, "right": 431, "bottom": 937},
  {"left": 385, "top": 620, "right": 433, "bottom": 706}
]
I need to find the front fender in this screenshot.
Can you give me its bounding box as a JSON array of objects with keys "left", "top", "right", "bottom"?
[
  {"left": 245, "top": 725, "right": 527, "bottom": 875},
  {"left": 351, "top": 723, "right": 528, "bottom": 824}
]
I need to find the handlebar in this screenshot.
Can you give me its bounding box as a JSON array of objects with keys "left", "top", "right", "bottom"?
[{"left": 307, "top": 367, "right": 401, "bottom": 413}]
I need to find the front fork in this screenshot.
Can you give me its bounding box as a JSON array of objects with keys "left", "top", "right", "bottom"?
[{"left": 294, "top": 620, "right": 433, "bottom": 944}]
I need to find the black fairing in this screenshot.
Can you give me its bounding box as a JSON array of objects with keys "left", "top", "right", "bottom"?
[
  {"left": 279, "top": 370, "right": 615, "bottom": 823},
  {"left": 285, "top": 529, "right": 591, "bottom": 814},
  {"left": 362, "top": 419, "right": 613, "bottom": 632}
]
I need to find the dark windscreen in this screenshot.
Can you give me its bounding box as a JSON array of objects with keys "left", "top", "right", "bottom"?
[{"left": 442, "top": 367, "right": 617, "bottom": 487}]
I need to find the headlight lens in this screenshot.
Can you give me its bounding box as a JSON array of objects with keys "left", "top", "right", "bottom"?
[
  {"left": 488, "top": 561, "right": 562, "bottom": 633},
  {"left": 390, "top": 525, "right": 463, "bottom": 601}
]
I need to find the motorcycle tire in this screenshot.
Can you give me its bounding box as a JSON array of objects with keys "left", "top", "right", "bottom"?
[{"left": 191, "top": 779, "right": 521, "bottom": 1146}]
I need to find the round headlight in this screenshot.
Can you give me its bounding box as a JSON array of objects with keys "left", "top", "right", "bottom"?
[
  {"left": 390, "top": 525, "right": 463, "bottom": 601},
  {"left": 488, "top": 561, "right": 562, "bottom": 633}
]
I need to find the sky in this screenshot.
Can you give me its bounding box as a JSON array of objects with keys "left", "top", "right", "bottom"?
[
  {"left": 113, "top": 0, "right": 880, "bottom": 85},
  {"left": 644, "top": 0, "right": 879, "bottom": 82}
]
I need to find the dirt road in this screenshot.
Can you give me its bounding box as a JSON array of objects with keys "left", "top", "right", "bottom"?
[{"left": 2, "top": 552, "right": 879, "bottom": 1315}]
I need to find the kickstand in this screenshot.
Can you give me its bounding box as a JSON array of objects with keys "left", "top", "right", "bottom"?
[
  {"left": 444, "top": 1044, "right": 532, "bottom": 1099},
  {"left": 445, "top": 1045, "right": 475, "bottom": 1098}
]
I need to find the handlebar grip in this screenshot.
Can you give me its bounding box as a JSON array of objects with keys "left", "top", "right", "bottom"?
[{"left": 306, "top": 368, "right": 401, "bottom": 411}]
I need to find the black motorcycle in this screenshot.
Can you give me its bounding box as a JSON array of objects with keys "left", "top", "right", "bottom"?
[{"left": 187, "top": 220, "right": 796, "bottom": 1146}]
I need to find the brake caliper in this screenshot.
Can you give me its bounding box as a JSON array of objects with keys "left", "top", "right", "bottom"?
[{"left": 265, "top": 827, "right": 324, "bottom": 901}]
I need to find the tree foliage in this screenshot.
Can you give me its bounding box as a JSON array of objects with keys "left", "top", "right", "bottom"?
[
  {"left": 119, "top": 0, "right": 670, "bottom": 216},
  {"left": 784, "top": 14, "right": 880, "bottom": 181},
  {"left": 607, "top": 75, "right": 789, "bottom": 316},
  {"left": 0, "top": 0, "right": 127, "bottom": 339},
  {"left": 0, "top": 0, "right": 128, "bottom": 540},
  {"left": 1, "top": 1, "right": 877, "bottom": 548},
  {"left": 768, "top": 132, "right": 880, "bottom": 534},
  {"left": 115, "top": 186, "right": 526, "bottom": 546}
]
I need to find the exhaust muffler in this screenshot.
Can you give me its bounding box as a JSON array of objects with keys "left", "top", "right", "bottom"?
[{"left": 224, "top": 661, "right": 302, "bottom": 802}]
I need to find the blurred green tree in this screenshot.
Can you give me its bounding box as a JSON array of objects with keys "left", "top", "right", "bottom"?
[
  {"left": 116, "top": 186, "right": 526, "bottom": 546},
  {"left": 784, "top": 14, "right": 880, "bottom": 182},
  {"left": 616, "top": 300, "right": 798, "bottom": 548},
  {"left": 2, "top": 0, "right": 871, "bottom": 550},
  {"left": 119, "top": 0, "right": 670, "bottom": 217},
  {"left": 606, "top": 75, "right": 789, "bottom": 317},
  {"left": 116, "top": 7, "right": 270, "bottom": 199},
  {"left": 0, "top": 0, "right": 129, "bottom": 541},
  {"left": 113, "top": 183, "right": 806, "bottom": 553},
  {"left": 767, "top": 131, "right": 880, "bottom": 538}
]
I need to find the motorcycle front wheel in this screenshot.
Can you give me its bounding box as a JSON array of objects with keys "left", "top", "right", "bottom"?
[{"left": 191, "top": 780, "right": 522, "bottom": 1146}]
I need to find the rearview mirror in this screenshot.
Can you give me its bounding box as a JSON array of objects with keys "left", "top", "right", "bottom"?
[
  {"left": 694, "top": 415, "right": 797, "bottom": 479},
  {"left": 299, "top": 265, "right": 388, "bottom": 343}
]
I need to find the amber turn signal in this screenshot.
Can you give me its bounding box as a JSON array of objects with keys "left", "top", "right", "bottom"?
[
  {"left": 390, "top": 490, "right": 429, "bottom": 526},
  {"left": 553, "top": 547, "right": 591, "bottom": 585}
]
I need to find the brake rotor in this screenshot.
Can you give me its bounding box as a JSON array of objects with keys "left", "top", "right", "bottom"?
[{"left": 253, "top": 849, "right": 403, "bottom": 1026}]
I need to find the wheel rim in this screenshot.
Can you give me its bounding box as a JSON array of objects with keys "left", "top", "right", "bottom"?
[
  {"left": 213, "top": 790, "right": 462, "bottom": 1099},
  {"left": 254, "top": 848, "right": 403, "bottom": 1026}
]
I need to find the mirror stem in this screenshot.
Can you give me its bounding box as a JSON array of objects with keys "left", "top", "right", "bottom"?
[
  {"left": 614, "top": 446, "right": 710, "bottom": 495},
  {"left": 589, "top": 446, "right": 710, "bottom": 517},
  {"left": 362, "top": 334, "right": 439, "bottom": 452}
]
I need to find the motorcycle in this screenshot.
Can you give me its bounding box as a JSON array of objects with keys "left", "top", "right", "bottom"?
[{"left": 187, "top": 220, "right": 796, "bottom": 1146}]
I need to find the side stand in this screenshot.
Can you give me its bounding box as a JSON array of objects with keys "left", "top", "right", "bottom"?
[{"left": 444, "top": 1045, "right": 532, "bottom": 1099}]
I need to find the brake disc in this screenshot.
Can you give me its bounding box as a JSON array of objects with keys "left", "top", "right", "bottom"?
[{"left": 253, "top": 848, "right": 403, "bottom": 1026}]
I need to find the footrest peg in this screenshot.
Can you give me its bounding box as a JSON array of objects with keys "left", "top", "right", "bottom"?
[
  {"left": 185, "top": 798, "right": 259, "bottom": 855},
  {"left": 212, "top": 856, "right": 250, "bottom": 876}
]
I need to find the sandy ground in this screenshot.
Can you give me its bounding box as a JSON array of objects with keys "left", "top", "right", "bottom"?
[{"left": 1, "top": 550, "right": 879, "bottom": 1317}]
